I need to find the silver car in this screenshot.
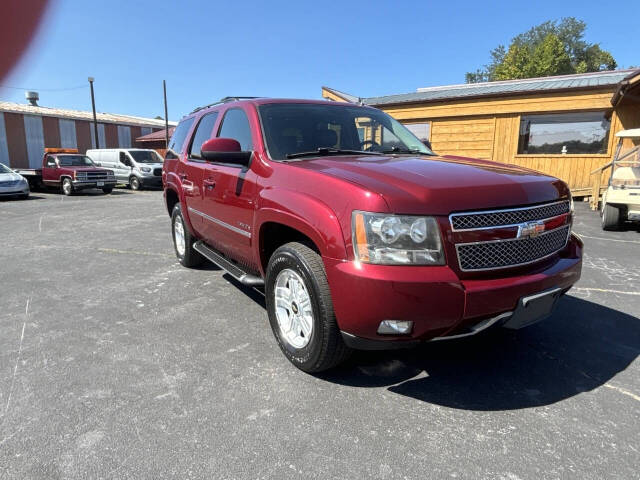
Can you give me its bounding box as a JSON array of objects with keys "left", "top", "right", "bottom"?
[{"left": 0, "top": 163, "right": 29, "bottom": 199}]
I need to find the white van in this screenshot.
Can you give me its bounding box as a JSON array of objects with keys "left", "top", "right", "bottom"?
[{"left": 86, "top": 148, "right": 164, "bottom": 190}]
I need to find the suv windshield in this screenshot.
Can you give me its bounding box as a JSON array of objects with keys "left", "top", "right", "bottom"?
[
  {"left": 129, "top": 150, "right": 163, "bottom": 163},
  {"left": 0, "top": 163, "right": 12, "bottom": 174},
  {"left": 258, "top": 103, "right": 433, "bottom": 160},
  {"left": 57, "top": 155, "right": 94, "bottom": 166}
]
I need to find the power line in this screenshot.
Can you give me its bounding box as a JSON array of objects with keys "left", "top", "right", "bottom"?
[{"left": 0, "top": 84, "right": 88, "bottom": 92}]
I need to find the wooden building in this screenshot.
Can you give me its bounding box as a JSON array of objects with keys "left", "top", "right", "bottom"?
[
  {"left": 322, "top": 69, "right": 640, "bottom": 196},
  {"left": 0, "top": 98, "right": 175, "bottom": 168}
]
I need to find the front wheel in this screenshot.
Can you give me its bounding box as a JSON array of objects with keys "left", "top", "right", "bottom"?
[
  {"left": 601, "top": 203, "right": 621, "bottom": 230},
  {"left": 61, "top": 178, "right": 73, "bottom": 196},
  {"left": 265, "top": 242, "right": 350, "bottom": 373},
  {"left": 102, "top": 187, "right": 113, "bottom": 194},
  {"left": 130, "top": 176, "right": 141, "bottom": 191},
  {"left": 171, "top": 204, "right": 203, "bottom": 268}
]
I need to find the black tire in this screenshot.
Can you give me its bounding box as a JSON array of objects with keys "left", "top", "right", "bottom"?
[
  {"left": 61, "top": 177, "right": 73, "bottom": 196},
  {"left": 601, "top": 203, "right": 621, "bottom": 230},
  {"left": 102, "top": 187, "right": 113, "bottom": 194},
  {"left": 171, "top": 203, "right": 204, "bottom": 268},
  {"left": 129, "top": 176, "right": 141, "bottom": 191},
  {"left": 265, "top": 242, "right": 351, "bottom": 373}
]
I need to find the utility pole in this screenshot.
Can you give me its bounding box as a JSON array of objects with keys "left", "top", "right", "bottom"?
[
  {"left": 163, "top": 80, "right": 169, "bottom": 149},
  {"left": 88, "top": 77, "right": 99, "bottom": 148}
]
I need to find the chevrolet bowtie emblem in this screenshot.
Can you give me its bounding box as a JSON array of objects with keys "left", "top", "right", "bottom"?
[{"left": 517, "top": 220, "right": 545, "bottom": 239}]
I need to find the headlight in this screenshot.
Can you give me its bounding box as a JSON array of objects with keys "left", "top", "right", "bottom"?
[
  {"left": 141, "top": 167, "right": 151, "bottom": 173},
  {"left": 569, "top": 192, "right": 574, "bottom": 213},
  {"left": 352, "top": 211, "right": 444, "bottom": 265}
]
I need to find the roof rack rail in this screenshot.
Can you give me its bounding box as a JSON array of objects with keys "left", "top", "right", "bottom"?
[{"left": 190, "top": 96, "right": 261, "bottom": 114}]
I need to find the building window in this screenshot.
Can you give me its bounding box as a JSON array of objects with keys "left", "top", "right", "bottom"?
[
  {"left": 24, "top": 115, "right": 45, "bottom": 168},
  {"left": 403, "top": 122, "right": 431, "bottom": 142},
  {"left": 90, "top": 123, "right": 107, "bottom": 149},
  {"left": 140, "top": 127, "right": 152, "bottom": 136},
  {"left": 518, "top": 112, "right": 611, "bottom": 155},
  {"left": 117, "top": 125, "right": 132, "bottom": 148},
  {"left": 59, "top": 119, "right": 77, "bottom": 149},
  {"left": 0, "top": 113, "right": 9, "bottom": 166}
]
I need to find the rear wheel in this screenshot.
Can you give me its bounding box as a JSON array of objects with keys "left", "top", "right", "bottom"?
[
  {"left": 130, "top": 176, "right": 141, "bottom": 191},
  {"left": 61, "top": 178, "right": 73, "bottom": 196},
  {"left": 266, "top": 242, "right": 350, "bottom": 373},
  {"left": 171, "top": 203, "right": 204, "bottom": 267},
  {"left": 601, "top": 203, "right": 621, "bottom": 230}
]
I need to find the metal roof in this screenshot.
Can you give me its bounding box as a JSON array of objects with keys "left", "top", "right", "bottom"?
[
  {"left": 0, "top": 101, "right": 177, "bottom": 128},
  {"left": 360, "top": 69, "right": 639, "bottom": 107}
]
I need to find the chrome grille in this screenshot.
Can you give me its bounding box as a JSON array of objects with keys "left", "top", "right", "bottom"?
[
  {"left": 456, "top": 226, "right": 570, "bottom": 271},
  {"left": 76, "top": 171, "right": 114, "bottom": 181},
  {"left": 450, "top": 201, "right": 570, "bottom": 230}
]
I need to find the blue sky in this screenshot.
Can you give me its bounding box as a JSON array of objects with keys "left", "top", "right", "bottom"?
[{"left": 2, "top": 0, "right": 637, "bottom": 121}]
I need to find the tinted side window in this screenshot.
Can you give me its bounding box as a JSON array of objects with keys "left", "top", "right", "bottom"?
[
  {"left": 167, "top": 118, "right": 195, "bottom": 159},
  {"left": 46, "top": 155, "right": 56, "bottom": 167},
  {"left": 218, "top": 109, "right": 253, "bottom": 151},
  {"left": 189, "top": 112, "right": 219, "bottom": 157}
]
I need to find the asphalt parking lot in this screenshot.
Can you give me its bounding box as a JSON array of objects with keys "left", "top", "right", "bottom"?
[{"left": 1, "top": 189, "right": 638, "bottom": 479}]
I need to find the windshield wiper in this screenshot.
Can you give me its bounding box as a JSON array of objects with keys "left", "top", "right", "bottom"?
[
  {"left": 285, "top": 148, "right": 382, "bottom": 160},
  {"left": 381, "top": 146, "right": 425, "bottom": 154}
]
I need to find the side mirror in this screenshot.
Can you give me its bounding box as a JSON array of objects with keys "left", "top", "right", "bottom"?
[{"left": 201, "top": 138, "right": 252, "bottom": 167}]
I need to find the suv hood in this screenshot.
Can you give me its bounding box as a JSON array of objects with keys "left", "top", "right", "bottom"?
[{"left": 291, "top": 154, "right": 569, "bottom": 214}]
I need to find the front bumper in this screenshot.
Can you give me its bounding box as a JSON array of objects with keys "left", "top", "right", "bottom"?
[
  {"left": 324, "top": 233, "right": 582, "bottom": 349},
  {"left": 72, "top": 179, "right": 117, "bottom": 190},
  {"left": 0, "top": 184, "right": 30, "bottom": 197},
  {"left": 140, "top": 175, "right": 163, "bottom": 187}
]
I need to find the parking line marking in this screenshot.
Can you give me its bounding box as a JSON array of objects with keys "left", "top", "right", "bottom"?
[
  {"left": 97, "top": 248, "right": 171, "bottom": 257},
  {"left": 573, "top": 287, "right": 640, "bottom": 296},
  {"left": 604, "top": 383, "right": 640, "bottom": 402},
  {"left": 576, "top": 233, "right": 640, "bottom": 245}
]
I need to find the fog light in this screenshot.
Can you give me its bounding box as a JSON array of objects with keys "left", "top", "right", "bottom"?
[{"left": 377, "top": 320, "right": 413, "bottom": 335}]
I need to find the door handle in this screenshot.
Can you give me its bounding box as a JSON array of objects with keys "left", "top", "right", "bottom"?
[{"left": 204, "top": 179, "right": 216, "bottom": 190}]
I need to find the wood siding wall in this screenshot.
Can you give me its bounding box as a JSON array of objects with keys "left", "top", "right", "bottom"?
[{"left": 430, "top": 117, "right": 495, "bottom": 160}]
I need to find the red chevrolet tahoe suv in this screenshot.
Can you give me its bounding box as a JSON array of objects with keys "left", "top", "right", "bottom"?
[{"left": 163, "top": 97, "right": 582, "bottom": 372}]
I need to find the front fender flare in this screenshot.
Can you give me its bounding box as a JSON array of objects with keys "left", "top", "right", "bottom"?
[{"left": 256, "top": 188, "right": 348, "bottom": 261}]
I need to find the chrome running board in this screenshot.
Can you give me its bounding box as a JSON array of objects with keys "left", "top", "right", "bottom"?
[{"left": 193, "top": 241, "right": 264, "bottom": 287}]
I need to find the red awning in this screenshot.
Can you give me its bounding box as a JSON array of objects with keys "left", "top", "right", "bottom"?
[{"left": 136, "top": 127, "right": 175, "bottom": 142}]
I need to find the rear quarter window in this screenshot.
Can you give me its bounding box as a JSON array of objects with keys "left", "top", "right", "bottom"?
[{"left": 167, "top": 118, "right": 196, "bottom": 159}]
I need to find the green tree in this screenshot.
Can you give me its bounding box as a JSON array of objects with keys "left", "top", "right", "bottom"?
[{"left": 466, "top": 18, "right": 617, "bottom": 83}]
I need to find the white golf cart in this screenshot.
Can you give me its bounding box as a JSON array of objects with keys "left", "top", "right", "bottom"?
[{"left": 601, "top": 128, "right": 640, "bottom": 230}]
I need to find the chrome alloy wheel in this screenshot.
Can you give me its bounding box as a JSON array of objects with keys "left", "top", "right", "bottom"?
[
  {"left": 274, "top": 268, "right": 314, "bottom": 349},
  {"left": 62, "top": 179, "right": 72, "bottom": 195},
  {"left": 174, "top": 216, "right": 186, "bottom": 256}
]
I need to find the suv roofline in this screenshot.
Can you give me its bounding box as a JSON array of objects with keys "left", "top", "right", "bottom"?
[{"left": 185, "top": 97, "right": 375, "bottom": 118}]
